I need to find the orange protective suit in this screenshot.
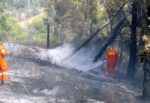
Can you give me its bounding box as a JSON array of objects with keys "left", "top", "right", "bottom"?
[
  {"left": 105, "top": 48, "right": 119, "bottom": 77},
  {"left": 0, "top": 44, "right": 9, "bottom": 82}
]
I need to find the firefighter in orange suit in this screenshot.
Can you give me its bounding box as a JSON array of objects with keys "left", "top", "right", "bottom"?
[
  {"left": 0, "top": 40, "right": 9, "bottom": 83},
  {"left": 105, "top": 47, "right": 119, "bottom": 77}
]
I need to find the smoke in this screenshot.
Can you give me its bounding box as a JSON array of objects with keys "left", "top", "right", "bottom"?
[
  {"left": 37, "top": 44, "right": 104, "bottom": 72},
  {"left": 4, "top": 43, "right": 104, "bottom": 72}
]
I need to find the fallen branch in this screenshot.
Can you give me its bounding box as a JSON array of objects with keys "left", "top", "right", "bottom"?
[{"left": 93, "top": 17, "right": 126, "bottom": 62}]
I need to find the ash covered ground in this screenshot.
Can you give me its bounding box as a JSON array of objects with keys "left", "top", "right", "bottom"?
[{"left": 0, "top": 43, "right": 146, "bottom": 103}]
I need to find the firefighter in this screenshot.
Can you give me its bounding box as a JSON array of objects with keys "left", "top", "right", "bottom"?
[
  {"left": 0, "top": 39, "right": 9, "bottom": 84},
  {"left": 104, "top": 46, "right": 119, "bottom": 78}
]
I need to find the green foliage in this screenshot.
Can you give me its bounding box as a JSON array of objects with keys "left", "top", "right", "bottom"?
[
  {"left": 28, "top": 16, "right": 62, "bottom": 45},
  {"left": 0, "top": 0, "right": 132, "bottom": 47},
  {"left": 28, "top": 16, "right": 46, "bottom": 43},
  {"left": 0, "top": 14, "right": 26, "bottom": 42}
]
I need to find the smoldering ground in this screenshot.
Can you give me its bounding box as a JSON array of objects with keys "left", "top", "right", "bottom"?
[{"left": 0, "top": 43, "right": 145, "bottom": 103}]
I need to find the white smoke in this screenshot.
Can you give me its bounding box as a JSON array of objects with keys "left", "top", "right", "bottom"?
[
  {"left": 37, "top": 44, "right": 104, "bottom": 72},
  {"left": 4, "top": 43, "right": 104, "bottom": 72}
]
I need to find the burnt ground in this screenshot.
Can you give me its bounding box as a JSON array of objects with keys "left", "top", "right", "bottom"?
[{"left": 0, "top": 44, "right": 148, "bottom": 103}]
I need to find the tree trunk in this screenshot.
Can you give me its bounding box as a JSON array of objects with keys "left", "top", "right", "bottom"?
[
  {"left": 118, "top": 33, "right": 123, "bottom": 69},
  {"left": 142, "top": 4, "right": 150, "bottom": 100},
  {"left": 47, "top": 10, "right": 50, "bottom": 48},
  {"left": 27, "top": 0, "right": 31, "bottom": 16},
  {"left": 127, "top": 1, "right": 137, "bottom": 79},
  {"left": 47, "top": 22, "right": 50, "bottom": 48},
  {"left": 93, "top": 17, "right": 125, "bottom": 62},
  {"left": 90, "top": 22, "right": 93, "bottom": 35},
  {"left": 61, "top": 23, "right": 65, "bottom": 45},
  {"left": 54, "top": 23, "right": 58, "bottom": 35},
  {"left": 143, "top": 58, "right": 150, "bottom": 100},
  {"left": 147, "top": 6, "right": 150, "bottom": 27}
]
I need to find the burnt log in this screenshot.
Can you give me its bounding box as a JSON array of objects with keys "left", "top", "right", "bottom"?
[{"left": 93, "top": 17, "right": 125, "bottom": 62}]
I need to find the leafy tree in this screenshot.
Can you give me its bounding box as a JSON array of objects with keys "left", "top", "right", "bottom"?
[
  {"left": 0, "top": 14, "right": 26, "bottom": 42},
  {"left": 28, "top": 16, "right": 46, "bottom": 44}
]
